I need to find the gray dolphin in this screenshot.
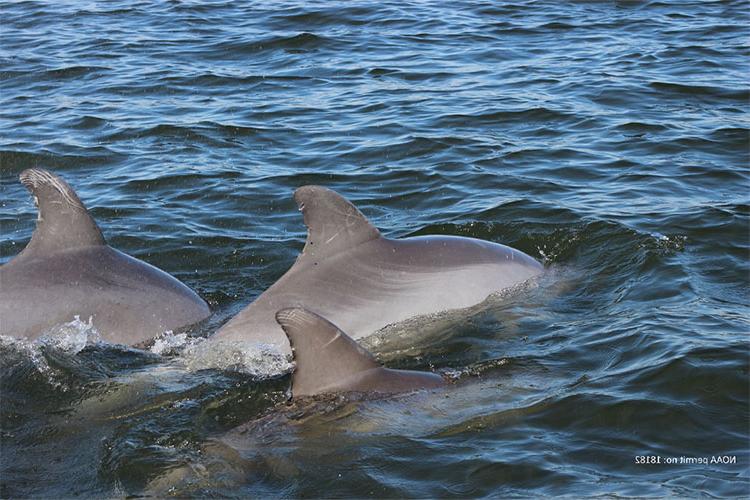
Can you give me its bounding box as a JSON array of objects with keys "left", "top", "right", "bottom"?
[
  {"left": 275, "top": 307, "right": 444, "bottom": 397},
  {"left": 213, "top": 186, "right": 542, "bottom": 356},
  {"left": 0, "top": 168, "right": 210, "bottom": 345}
]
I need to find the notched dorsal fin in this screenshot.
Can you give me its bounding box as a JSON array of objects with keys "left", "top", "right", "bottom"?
[
  {"left": 276, "top": 307, "right": 379, "bottom": 397},
  {"left": 19, "top": 168, "right": 105, "bottom": 255},
  {"left": 293, "top": 186, "right": 380, "bottom": 263}
]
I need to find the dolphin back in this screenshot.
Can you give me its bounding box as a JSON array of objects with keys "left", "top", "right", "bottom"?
[{"left": 1, "top": 169, "right": 211, "bottom": 344}]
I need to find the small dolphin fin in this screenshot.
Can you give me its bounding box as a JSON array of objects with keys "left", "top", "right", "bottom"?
[
  {"left": 293, "top": 186, "right": 381, "bottom": 263},
  {"left": 19, "top": 168, "right": 105, "bottom": 255},
  {"left": 276, "top": 307, "right": 379, "bottom": 397}
]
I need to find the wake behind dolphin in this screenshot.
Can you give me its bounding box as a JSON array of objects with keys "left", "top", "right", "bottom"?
[
  {"left": 0, "top": 169, "right": 210, "bottom": 345},
  {"left": 212, "top": 185, "right": 543, "bottom": 358}
]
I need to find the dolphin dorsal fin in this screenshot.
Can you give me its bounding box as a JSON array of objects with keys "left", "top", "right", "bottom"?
[
  {"left": 293, "top": 186, "right": 381, "bottom": 264},
  {"left": 275, "top": 307, "right": 379, "bottom": 397},
  {"left": 19, "top": 168, "right": 105, "bottom": 256}
]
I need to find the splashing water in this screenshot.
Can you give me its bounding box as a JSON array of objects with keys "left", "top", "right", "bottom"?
[
  {"left": 149, "top": 331, "right": 188, "bottom": 356},
  {"left": 38, "top": 315, "right": 100, "bottom": 354},
  {"left": 179, "top": 339, "right": 294, "bottom": 379}
]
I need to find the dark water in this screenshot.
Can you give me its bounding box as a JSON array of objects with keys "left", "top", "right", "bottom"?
[{"left": 1, "top": 0, "right": 749, "bottom": 497}]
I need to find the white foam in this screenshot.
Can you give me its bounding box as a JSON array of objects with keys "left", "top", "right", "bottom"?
[
  {"left": 38, "top": 315, "right": 100, "bottom": 354},
  {"left": 150, "top": 331, "right": 189, "bottom": 355},
  {"left": 179, "top": 338, "right": 294, "bottom": 379}
]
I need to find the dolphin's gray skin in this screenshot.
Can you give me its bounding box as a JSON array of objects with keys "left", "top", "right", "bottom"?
[
  {"left": 0, "top": 168, "right": 210, "bottom": 345},
  {"left": 213, "top": 186, "right": 543, "bottom": 356},
  {"left": 276, "top": 307, "right": 444, "bottom": 397}
]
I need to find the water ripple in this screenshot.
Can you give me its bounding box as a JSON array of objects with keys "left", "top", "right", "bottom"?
[{"left": 1, "top": 0, "right": 748, "bottom": 497}]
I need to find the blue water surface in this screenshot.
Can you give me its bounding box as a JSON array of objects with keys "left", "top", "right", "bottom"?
[{"left": 1, "top": 1, "right": 748, "bottom": 497}]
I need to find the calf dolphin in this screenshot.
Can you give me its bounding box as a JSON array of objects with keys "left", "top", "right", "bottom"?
[
  {"left": 0, "top": 168, "right": 210, "bottom": 345},
  {"left": 276, "top": 307, "right": 444, "bottom": 397},
  {"left": 213, "top": 186, "right": 542, "bottom": 357}
]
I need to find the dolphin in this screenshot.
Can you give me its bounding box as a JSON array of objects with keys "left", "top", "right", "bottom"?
[
  {"left": 213, "top": 186, "right": 543, "bottom": 357},
  {"left": 0, "top": 168, "right": 210, "bottom": 345},
  {"left": 275, "top": 307, "right": 444, "bottom": 397}
]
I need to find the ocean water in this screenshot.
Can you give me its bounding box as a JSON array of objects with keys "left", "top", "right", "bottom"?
[{"left": 1, "top": 0, "right": 748, "bottom": 497}]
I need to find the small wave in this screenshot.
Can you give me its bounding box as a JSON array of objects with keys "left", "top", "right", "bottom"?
[
  {"left": 160, "top": 73, "right": 315, "bottom": 90},
  {"left": 103, "top": 123, "right": 224, "bottom": 147},
  {"left": 211, "top": 32, "right": 333, "bottom": 56},
  {"left": 271, "top": 6, "right": 373, "bottom": 28},
  {"left": 202, "top": 121, "right": 277, "bottom": 138},
  {"left": 649, "top": 81, "right": 749, "bottom": 101},
  {"left": 122, "top": 170, "right": 217, "bottom": 191},
  {"left": 43, "top": 65, "right": 108, "bottom": 79},
  {"left": 0, "top": 149, "right": 120, "bottom": 174},
  {"left": 0, "top": 335, "right": 58, "bottom": 387},
  {"left": 1, "top": 65, "right": 108, "bottom": 82},
  {"left": 436, "top": 107, "right": 576, "bottom": 128},
  {"left": 441, "top": 357, "right": 511, "bottom": 381},
  {"left": 368, "top": 67, "right": 400, "bottom": 77},
  {"left": 0, "top": 316, "right": 103, "bottom": 391},
  {"left": 613, "top": 121, "right": 670, "bottom": 134},
  {"left": 69, "top": 115, "right": 109, "bottom": 130},
  {"left": 365, "top": 67, "right": 456, "bottom": 82},
  {"left": 622, "top": 344, "right": 749, "bottom": 407}
]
